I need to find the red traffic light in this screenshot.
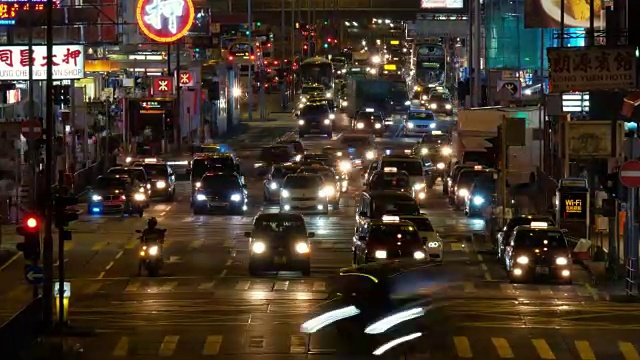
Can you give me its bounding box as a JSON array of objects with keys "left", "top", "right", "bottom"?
[{"left": 26, "top": 217, "right": 38, "bottom": 229}]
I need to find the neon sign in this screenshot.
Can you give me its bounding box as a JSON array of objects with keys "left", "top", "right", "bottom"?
[
  {"left": 0, "top": 0, "right": 59, "bottom": 26},
  {"left": 136, "top": 0, "right": 195, "bottom": 43}
]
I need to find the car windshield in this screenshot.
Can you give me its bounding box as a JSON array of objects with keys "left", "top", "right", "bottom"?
[
  {"left": 514, "top": 230, "right": 567, "bottom": 248},
  {"left": 260, "top": 147, "right": 291, "bottom": 163},
  {"left": 201, "top": 175, "right": 241, "bottom": 189},
  {"left": 94, "top": 177, "right": 128, "bottom": 189},
  {"left": 132, "top": 164, "right": 168, "bottom": 177},
  {"left": 192, "top": 158, "right": 235, "bottom": 178},
  {"left": 254, "top": 218, "right": 306, "bottom": 235},
  {"left": 381, "top": 160, "right": 423, "bottom": 176},
  {"left": 402, "top": 218, "right": 435, "bottom": 232},
  {"left": 408, "top": 112, "right": 435, "bottom": 120},
  {"left": 299, "top": 168, "right": 334, "bottom": 181},
  {"left": 302, "top": 86, "right": 324, "bottom": 95},
  {"left": 458, "top": 171, "right": 494, "bottom": 187},
  {"left": 108, "top": 168, "right": 146, "bottom": 183},
  {"left": 283, "top": 176, "right": 322, "bottom": 189},
  {"left": 369, "top": 224, "right": 421, "bottom": 244},
  {"left": 373, "top": 199, "right": 420, "bottom": 216},
  {"left": 507, "top": 218, "right": 554, "bottom": 232},
  {"left": 301, "top": 104, "right": 329, "bottom": 116},
  {"left": 430, "top": 94, "right": 450, "bottom": 101},
  {"left": 356, "top": 113, "right": 382, "bottom": 121},
  {"left": 229, "top": 43, "right": 252, "bottom": 53},
  {"left": 272, "top": 166, "right": 299, "bottom": 180},
  {"left": 371, "top": 173, "right": 411, "bottom": 189}
]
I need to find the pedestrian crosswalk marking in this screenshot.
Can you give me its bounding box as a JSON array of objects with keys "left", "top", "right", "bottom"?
[
  {"left": 450, "top": 243, "right": 465, "bottom": 251},
  {"left": 290, "top": 335, "right": 306, "bottom": 353},
  {"left": 619, "top": 341, "right": 640, "bottom": 360},
  {"left": 160, "top": 282, "right": 178, "bottom": 291},
  {"left": 82, "top": 282, "right": 103, "bottom": 295},
  {"left": 159, "top": 335, "right": 179, "bottom": 356},
  {"left": 492, "top": 338, "right": 514, "bottom": 358},
  {"left": 537, "top": 286, "right": 553, "bottom": 295},
  {"left": 124, "top": 281, "right": 140, "bottom": 292},
  {"left": 532, "top": 339, "right": 555, "bottom": 359},
  {"left": 454, "top": 336, "right": 473, "bottom": 358},
  {"left": 274, "top": 281, "right": 289, "bottom": 290},
  {"left": 248, "top": 336, "right": 264, "bottom": 349},
  {"left": 500, "top": 284, "right": 515, "bottom": 294},
  {"left": 463, "top": 282, "right": 476, "bottom": 293},
  {"left": 92, "top": 241, "right": 109, "bottom": 251},
  {"left": 189, "top": 239, "right": 204, "bottom": 249},
  {"left": 236, "top": 280, "right": 250, "bottom": 290},
  {"left": 202, "top": 335, "right": 222, "bottom": 355},
  {"left": 575, "top": 340, "right": 596, "bottom": 360},
  {"left": 198, "top": 281, "right": 215, "bottom": 290},
  {"left": 576, "top": 286, "right": 591, "bottom": 297},
  {"left": 112, "top": 337, "right": 129, "bottom": 356},
  {"left": 312, "top": 281, "right": 326, "bottom": 291}
]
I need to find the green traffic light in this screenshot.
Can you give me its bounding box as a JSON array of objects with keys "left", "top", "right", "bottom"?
[{"left": 323, "top": 43, "right": 328, "bottom": 48}]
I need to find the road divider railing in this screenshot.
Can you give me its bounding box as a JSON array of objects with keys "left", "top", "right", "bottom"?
[{"left": 0, "top": 296, "right": 43, "bottom": 359}]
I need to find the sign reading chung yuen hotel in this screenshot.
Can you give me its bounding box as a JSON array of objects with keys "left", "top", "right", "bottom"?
[
  {"left": 0, "top": 45, "right": 85, "bottom": 81},
  {"left": 547, "top": 46, "right": 636, "bottom": 93}
]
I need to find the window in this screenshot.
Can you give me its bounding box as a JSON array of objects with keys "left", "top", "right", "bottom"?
[
  {"left": 94, "top": 177, "right": 128, "bottom": 190},
  {"left": 260, "top": 147, "right": 291, "bottom": 163},
  {"left": 301, "top": 86, "right": 324, "bottom": 95},
  {"left": 373, "top": 200, "right": 420, "bottom": 217},
  {"left": 380, "top": 160, "right": 423, "bottom": 176},
  {"left": 513, "top": 231, "right": 567, "bottom": 248},
  {"left": 403, "top": 218, "right": 434, "bottom": 232},
  {"left": 301, "top": 104, "right": 329, "bottom": 116},
  {"left": 369, "top": 225, "right": 421, "bottom": 244},
  {"left": 254, "top": 218, "right": 306, "bottom": 235},
  {"left": 201, "top": 175, "right": 241, "bottom": 189},
  {"left": 408, "top": 112, "right": 435, "bottom": 120},
  {"left": 135, "top": 164, "right": 168, "bottom": 177},
  {"left": 272, "top": 166, "right": 299, "bottom": 180},
  {"left": 192, "top": 158, "right": 235, "bottom": 178},
  {"left": 283, "top": 176, "right": 322, "bottom": 189}
]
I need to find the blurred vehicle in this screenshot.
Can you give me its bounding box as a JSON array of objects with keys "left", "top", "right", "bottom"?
[
  {"left": 87, "top": 175, "right": 147, "bottom": 216},
  {"left": 496, "top": 215, "right": 556, "bottom": 261},
  {"left": 276, "top": 139, "right": 305, "bottom": 160},
  {"left": 297, "top": 164, "right": 341, "bottom": 209},
  {"left": 404, "top": 109, "right": 437, "bottom": 136},
  {"left": 425, "top": 92, "right": 453, "bottom": 116},
  {"left": 192, "top": 172, "right": 248, "bottom": 215},
  {"left": 280, "top": 173, "right": 329, "bottom": 214},
  {"left": 450, "top": 167, "right": 497, "bottom": 210},
  {"left": 356, "top": 190, "right": 421, "bottom": 233},
  {"left": 263, "top": 163, "right": 302, "bottom": 203},
  {"left": 338, "top": 133, "right": 377, "bottom": 168},
  {"left": 399, "top": 215, "right": 443, "bottom": 261},
  {"left": 254, "top": 145, "right": 294, "bottom": 175},
  {"left": 191, "top": 153, "right": 242, "bottom": 190},
  {"left": 300, "top": 152, "right": 335, "bottom": 168},
  {"left": 130, "top": 159, "right": 176, "bottom": 201},
  {"left": 107, "top": 166, "right": 152, "bottom": 198},
  {"left": 353, "top": 216, "right": 428, "bottom": 265},
  {"left": 245, "top": 213, "right": 314, "bottom": 276},
  {"left": 378, "top": 155, "right": 426, "bottom": 203},
  {"left": 297, "top": 102, "right": 333, "bottom": 138},
  {"left": 299, "top": 84, "right": 326, "bottom": 104},
  {"left": 367, "top": 168, "right": 412, "bottom": 194},
  {"left": 352, "top": 108, "right": 385, "bottom": 136},
  {"left": 444, "top": 164, "right": 475, "bottom": 196},
  {"left": 464, "top": 178, "right": 497, "bottom": 217}
]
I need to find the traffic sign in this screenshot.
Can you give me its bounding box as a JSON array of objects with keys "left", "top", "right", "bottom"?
[
  {"left": 620, "top": 160, "right": 640, "bottom": 188},
  {"left": 179, "top": 71, "right": 194, "bottom": 87},
  {"left": 21, "top": 119, "right": 42, "bottom": 139},
  {"left": 497, "top": 80, "right": 521, "bottom": 98},
  {"left": 24, "top": 264, "right": 43, "bottom": 285}
]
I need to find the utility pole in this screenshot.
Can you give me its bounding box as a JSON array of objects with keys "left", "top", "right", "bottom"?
[
  {"left": 247, "top": 0, "right": 253, "bottom": 122},
  {"left": 42, "top": 0, "right": 55, "bottom": 329},
  {"left": 176, "top": 40, "right": 182, "bottom": 149},
  {"left": 27, "top": 0, "right": 36, "bottom": 208},
  {"left": 281, "top": 0, "right": 286, "bottom": 60},
  {"left": 290, "top": 0, "right": 296, "bottom": 100},
  {"left": 500, "top": 116, "right": 508, "bottom": 228},
  {"left": 472, "top": 0, "right": 481, "bottom": 107}
]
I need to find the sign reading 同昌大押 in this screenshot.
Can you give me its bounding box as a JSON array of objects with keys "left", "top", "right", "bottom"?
[
  {"left": 0, "top": 45, "right": 85, "bottom": 81},
  {"left": 547, "top": 47, "right": 637, "bottom": 93}
]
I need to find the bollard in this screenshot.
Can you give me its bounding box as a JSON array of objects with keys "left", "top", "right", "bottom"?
[{"left": 54, "top": 282, "right": 71, "bottom": 323}]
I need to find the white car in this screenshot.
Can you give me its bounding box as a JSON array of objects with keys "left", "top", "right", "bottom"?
[
  {"left": 399, "top": 215, "right": 443, "bottom": 261},
  {"left": 279, "top": 174, "right": 329, "bottom": 214},
  {"left": 404, "top": 109, "right": 438, "bottom": 135}
]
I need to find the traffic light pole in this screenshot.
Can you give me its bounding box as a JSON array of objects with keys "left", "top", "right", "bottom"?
[
  {"left": 247, "top": 0, "right": 253, "bottom": 122},
  {"left": 42, "top": 0, "right": 55, "bottom": 329},
  {"left": 27, "top": 0, "right": 36, "bottom": 209}
]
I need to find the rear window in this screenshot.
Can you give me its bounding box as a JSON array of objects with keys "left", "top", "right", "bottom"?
[
  {"left": 513, "top": 230, "right": 567, "bottom": 248},
  {"left": 108, "top": 168, "right": 146, "bottom": 182},
  {"left": 356, "top": 113, "right": 382, "bottom": 121},
  {"left": 94, "top": 177, "right": 128, "bottom": 189},
  {"left": 369, "top": 224, "right": 421, "bottom": 244},
  {"left": 301, "top": 104, "right": 329, "bottom": 115},
  {"left": 408, "top": 112, "right": 435, "bottom": 120},
  {"left": 272, "top": 166, "right": 300, "bottom": 180},
  {"left": 402, "top": 218, "right": 434, "bottom": 232},
  {"left": 302, "top": 86, "right": 324, "bottom": 95},
  {"left": 373, "top": 199, "right": 420, "bottom": 217},
  {"left": 457, "top": 170, "right": 494, "bottom": 186},
  {"left": 260, "top": 147, "right": 291, "bottom": 162},
  {"left": 133, "top": 164, "right": 168, "bottom": 177},
  {"left": 201, "top": 174, "right": 241, "bottom": 189},
  {"left": 192, "top": 157, "right": 235, "bottom": 177},
  {"left": 283, "top": 176, "right": 322, "bottom": 189}
]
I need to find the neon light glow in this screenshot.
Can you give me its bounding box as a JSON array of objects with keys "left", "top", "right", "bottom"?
[
  {"left": 0, "top": 0, "right": 59, "bottom": 26},
  {"left": 136, "top": 0, "right": 194, "bottom": 43}
]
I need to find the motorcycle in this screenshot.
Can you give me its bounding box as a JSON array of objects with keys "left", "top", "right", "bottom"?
[
  {"left": 135, "top": 229, "right": 166, "bottom": 276},
  {"left": 126, "top": 189, "right": 148, "bottom": 217}
]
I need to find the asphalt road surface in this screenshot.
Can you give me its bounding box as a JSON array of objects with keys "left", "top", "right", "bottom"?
[{"left": 2, "top": 107, "right": 640, "bottom": 359}]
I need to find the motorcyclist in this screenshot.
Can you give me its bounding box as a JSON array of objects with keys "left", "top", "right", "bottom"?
[{"left": 141, "top": 217, "right": 165, "bottom": 245}]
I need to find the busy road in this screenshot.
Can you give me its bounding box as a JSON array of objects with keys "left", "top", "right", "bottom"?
[{"left": 2, "top": 106, "right": 640, "bottom": 359}]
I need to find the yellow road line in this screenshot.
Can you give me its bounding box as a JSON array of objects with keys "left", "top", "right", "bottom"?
[
  {"left": 112, "top": 337, "right": 129, "bottom": 356},
  {"left": 125, "top": 238, "right": 137, "bottom": 249},
  {"left": 290, "top": 335, "right": 307, "bottom": 353},
  {"left": 491, "top": 337, "right": 514, "bottom": 358},
  {"left": 531, "top": 339, "right": 556, "bottom": 359},
  {"left": 619, "top": 341, "right": 640, "bottom": 360},
  {"left": 453, "top": 336, "right": 472, "bottom": 358},
  {"left": 575, "top": 340, "right": 596, "bottom": 360},
  {"left": 158, "top": 335, "right": 179, "bottom": 356},
  {"left": 202, "top": 335, "right": 222, "bottom": 355},
  {"left": 159, "top": 282, "right": 178, "bottom": 291},
  {"left": 91, "top": 241, "right": 109, "bottom": 251},
  {"left": 64, "top": 242, "right": 73, "bottom": 251}
]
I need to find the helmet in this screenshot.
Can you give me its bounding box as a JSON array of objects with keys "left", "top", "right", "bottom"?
[{"left": 147, "top": 217, "right": 158, "bottom": 228}]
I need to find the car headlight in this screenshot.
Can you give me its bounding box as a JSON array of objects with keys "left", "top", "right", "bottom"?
[
  {"left": 318, "top": 189, "right": 327, "bottom": 197},
  {"left": 156, "top": 180, "right": 166, "bottom": 189},
  {"left": 298, "top": 119, "right": 305, "bottom": 125},
  {"left": 374, "top": 123, "right": 382, "bottom": 129},
  {"left": 298, "top": 103, "right": 304, "bottom": 109},
  {"left": 325, "top": 91, "right": 332, "bottom": 98},
  {"left": 457, "top": 188, "right": 469, "bottom": 197},
  {"left": 91, "top": 194, "right": 102, "bottom": 201},
  {"left": 252, "top": 241, "right": 266, "bottom": 254},
  {"left": 556, "top": 257, "right": 568, "bottom": 265},
  {"left": 429, "top": 123, "right": 436, "bottom": 129},
  {"left": 339, "top": 160, "right": 352, "bottom": 172},
  {"left": 516, "top": 256, "right": 529, "bottom": 265},
  {"left": 421, "top": 95, "right": 427, "bottom": 100},
  {"left": 436, "top": 162, "right": 445, "bottom": 169},
  {"left": 356, "top": 122, "right": 364, "bottom": 129},
  {"left": 194, "top": 181, "right": 201, "bottom": 188},
  {"left": 269, "top": 182, "right": 278, "bottom": 190},
  {"left": 414, "top": 183, "right": 425, "bottom": 190},
  {"left": 404, "top": 100, "right": 411, "bottom": 106},
  {"left": 329, "top": 113, "right": 335, "bottom": 120},
  {"left": 374, "top": 250, "right": 387, "bottom": 259},
  {"left": 441, "top": 146, "right": 452, "bottom": 156},
  {"left": 281, "top": 189, "right": 290, "bottom": 198},
  {"left": 413, "top": 251, "right": 425, "bottom": 259},
  {"left": 125, "top": 157, "right": 132, "bottom": 163},
  {"left": 365, "top": 151, "right": 375, "bottom": 159},
  {"left": 420, "top": 147, "right": 428, "bottom": 155},
  {"left": 472, "top": 196, "right": 484, "bottom": 205},
  {"left": 445, "top": 104, "right": 452, "bottom": 109},
  {"left": 196, "top": 194, "right": 207, "bottom": 201},
  {"left": 230, "top": 194, "right": 242, "bottom": 202},
  {"left": 406, "top": 122, "right": 414, "bottom": 129},
  {"left": 428, "top": 241, "right": 441, "bottom": 248},
  {"left": 148, "top": 246, "right": 159, "bottom": 256},
  {"left": 139, "top": 187, "right": 146, "bottom": 193},
  {"left": 323, "top": 186, "right": 335, "bottom": 197},
  {"left": 133, "top": 193, "right": 146, "bottom": 201},
  {"left": 324, "top": 119, "right": 331, "bottom": 124},
  {"left": 341, "top": 100, "right": 348, "bottom": 106},
  {"left": 430, "top": 103, "right": 437, "bottom": 109},
  {"left": 296, "top": 242, "right": 310, "bottom": 253}
]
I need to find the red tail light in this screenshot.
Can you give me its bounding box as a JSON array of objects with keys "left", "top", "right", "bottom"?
[
  {"left": 228, "top": 56, "right": 234, "bottom": 61},
  {"left": 26, "top": 217, "right": 38, "bottom": 229},
  {"left": 250, "top": 55, "right": 255, "bottom": 60}
]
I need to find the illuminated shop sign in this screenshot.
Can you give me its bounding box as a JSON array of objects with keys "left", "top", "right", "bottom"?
[
  {"left": 0, "top": 0, "right": 59, "bottom": 26},
  {"left": 560, "top": 192, "right": 587, "bottom": 220}
]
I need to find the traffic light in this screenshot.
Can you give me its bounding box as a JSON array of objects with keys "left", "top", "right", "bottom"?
[
  {"left": 323, "top": 19, "right": 328, "bottom": 25},
  {"left": 323, "top": 43, "right": 328, "bottom": 49},
  {"left": 54, "top": 195, "right": 79, "bottom": 233},
  {"left": 16, "top": 214, "right": 41, "bottom": 262},
  {"left": 256, "top": 21, "right": 261, "bottom": 28}
]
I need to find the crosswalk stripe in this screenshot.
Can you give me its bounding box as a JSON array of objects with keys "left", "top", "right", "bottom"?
[
  {"left": 450, "top": 243, "right": 465, "bottom": 251},
  {"left": 189, "top": 239, "right": 205, "bottom": 249},
  {"left": 82, "top": 282, "right": 103, "bottom": 294},
  {"left": 248, "top": 336, "right": 265, "bottom": 349},
  {"left": 619, "top": 341, "right": 640, "bottom": 360},
  {"left": 463, "top": 282, "right": 476, "bottom": 293},
  {"left": 500, "top": 284, "right": 515, "bottom": 294},
  {"left": 532, "top": 339, "right": 556, "bottom": 359},
  {"left": 576, "top": 285, "right": 591, "bottom": 297},
  {"left": 236, "top": 280, "right": 250, "bottom": 290},
  {"left": 159, "top": 335, "right": 179, "bottom": 356},
  {"left": 125, "top": 281, "right": 140, "bottom": 292},
  {"left": 575, "top": 340, "right": 596, "bottom": 360},
  {"left": 491, "top": 337, "right": 514, "bottom": 358},
  {"left": 160, "top": 282, "right": 178, "bottom": 291},
  {"left": 198, "top": 281, "right": 215, "bottom": 290},
  {"left": 91, "top": 241, "right": 109, "bottom": 251},
  {"left": 125, "top": 238, "right": 137, "bottom": 249},
  {"left": 112, "top": 337, "right": 129, "bottom": 356},
  {"left": 202, "top": 335, "right": 222, "bottom": 355},
  {"left": 290, "top": 335, "right": 306, "bottom": 353},
  {"left": 274, "top": 281, "right": 289, "bottom": 290},
  {"left": 537, "top": 286, "right": 553, "bottom": 295},
  {"left": 312, "top": 281, "right": 326, "bottom": 291},
  {"left": 453, "top": 336, "right": 472, "bottom": 358}
]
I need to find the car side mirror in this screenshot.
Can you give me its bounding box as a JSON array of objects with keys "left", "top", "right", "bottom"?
[
  {"left": 308, "top": 232, "right": 315, "bottom": 238},
  {"left": 135, "top": 230, "right": 142, "bottom": 234},
  {"left": 244, "top": 231, "right": 251, "bottom": 238}
]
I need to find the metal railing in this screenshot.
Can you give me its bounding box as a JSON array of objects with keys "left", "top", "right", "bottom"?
[{"left": 626, "top": 258, "right": 637, "bottom": 296}]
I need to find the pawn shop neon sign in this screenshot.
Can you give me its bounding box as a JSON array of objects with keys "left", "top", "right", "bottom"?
[{"left": 136, "top": 0, "right": 195, "bottom": 43}]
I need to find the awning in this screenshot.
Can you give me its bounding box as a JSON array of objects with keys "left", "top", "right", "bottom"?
[
  {"left": 621, "top": 92, "right": 640, "bottom": 117},
  {"left": 461, "top": 138, "right": 493, "bottom": 150}
]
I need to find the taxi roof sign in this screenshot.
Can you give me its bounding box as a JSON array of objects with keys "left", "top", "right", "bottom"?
[
  {"left": 384, "top": 167, "right": 398, "bottom": 173},
  {"left": 474, "top": 165, "right": 483, "bottom": 170},
  {"left": 382, "top": 215, "right": 400, "bottom": 222},
  {"left": 530, "top": 222, "right": 548, "bottom": 228},
  {"left": 144, "top": 158, "right": 158, "bottom": 163},
  {"left": 431, "top": 130, "right": 443, "bottom": 135},
  {"left": 383, "top": 64, "right": 397, "bottom": 70},
  {"left": 389, "top": 40, "right": 400, "bottom": 45},
  {"left": 365, "top": 108, "right": 375, "bottom": 112}
]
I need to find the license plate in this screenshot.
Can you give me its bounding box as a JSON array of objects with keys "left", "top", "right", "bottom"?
[
  {"left": 274, "top": 256, "right": 286, "bottom": 264},
  {"left": 104, "top": 201, "right": 122, "bottom": 206},
  {"left": 535, "top": 267, "right": 549, "bottom": 274},
  {"left": 209, "top": 202, "right": 227, "bottom": 206}
]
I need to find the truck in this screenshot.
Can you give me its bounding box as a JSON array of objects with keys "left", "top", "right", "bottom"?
[{"left": 346, "top": 78, "right": 394, "bottom": 119}]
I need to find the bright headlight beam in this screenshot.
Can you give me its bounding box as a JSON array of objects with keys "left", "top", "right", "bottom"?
[
  {"left": 372, "top": 332, "right": 422, "bottom": 356},
  {"left": 365, "top": 307, "right": 426, "bottom": 334},
  {"left": 300, "top": 306, "right": 360, "bottom": 333}
]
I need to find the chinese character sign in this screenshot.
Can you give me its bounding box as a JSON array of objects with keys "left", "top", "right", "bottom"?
[
  {"left": 0, "top": 45, "right": 84, "bottom": 81},
  {"left": 0, "top": 0, "right": 57, "bottom": 25},
  {"left": 136, "top": 0, "right": 195, "bottom": 43},
  {"left": 547, "top": 47, "right": 637, "bottom": 93},
  {"left": 559, "top": 192, "right": 587, "bottom": 220}
]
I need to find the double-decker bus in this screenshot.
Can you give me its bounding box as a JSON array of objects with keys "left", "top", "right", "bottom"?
[
  {"left": 415, "top": 42, "right": 446, "bottom": 87},
  {"left": 227, "top": 38, "right": 263, "bottom": 75},
  {"left": 299, "top": 57, "right": 334, "bottom": 92}
]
